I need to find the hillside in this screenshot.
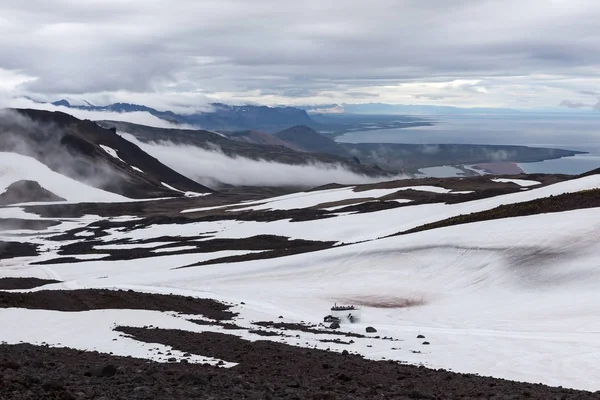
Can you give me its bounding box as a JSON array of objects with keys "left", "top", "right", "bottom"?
[
  {"left": 99, "top": 120, "right": 388, "bottom": 178},
  {"left": 341, "top": 142, "right": 585, "bottom": 172},
  {"left": 0, "top": 109, "right": 212, "bottom": 200},
  {"left": 2, "top": 159, "right": 600, "bottom": 396},
  {"left": 273, "top": 125, "right": 350, "bottom": 157},
  {"left": 220, "top": 130, "right": 304, "bottom": 151}
]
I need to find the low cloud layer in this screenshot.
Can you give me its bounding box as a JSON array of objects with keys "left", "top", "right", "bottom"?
[
  {"left": 0, "top": 96, "right": 184, "bottom": 129},
  {"left": 121, "top": 133, "right": 396, "bottom": 188},
  {"left": 2, "top": 1, "right": 600, "bottom": 109}
]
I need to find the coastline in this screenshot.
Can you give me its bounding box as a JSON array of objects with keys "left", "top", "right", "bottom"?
[{"left": 470, "top": 162, "right": 526, "bottom": 175}]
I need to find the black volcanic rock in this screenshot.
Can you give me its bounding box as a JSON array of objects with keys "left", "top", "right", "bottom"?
[
  {"left": 0, "top": 180, "right": 65, "bottom": 205},
  {"left": 0, "top": 109, "right": 212, "bottom": 199}
]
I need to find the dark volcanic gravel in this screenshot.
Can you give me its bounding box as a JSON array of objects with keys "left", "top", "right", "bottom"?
[
  {"left": 0, "top": 218, "right": 61, "bottom": 231},
  {"left": 0, "top": 277, "right": 61, "bottom": 290},
  {"left": 0, "top": 289, "right": 236, "bottom": 320},
  {"left": 0, "top": 241, "right": 39, "bottom": 259},
  {"left": 106, "top": 327, "right": 599, "bottom": 399},
  {"left": 254, "top": 321, "right": 366, "bottom": 338}
]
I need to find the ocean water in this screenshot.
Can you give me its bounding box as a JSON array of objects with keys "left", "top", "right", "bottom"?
[{"left": 336, "top": 113, "right": 600, "bottom": 175}]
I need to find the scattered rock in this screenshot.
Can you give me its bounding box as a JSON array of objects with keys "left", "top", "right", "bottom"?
[
  {"left": 42, "top": 381, "right": 65, "bottom": 391},
  {"left": 329, "top": 322, "right": 340, "bottom": 329},
  {"left": 99, "top": 365, "right": 117, "bottom": 377},
  {"left": 422, "top": 341, "right": 430, "bottom": 345},
  {"left": 366, "top": 326, "right": 377, "bottom": 333},
  {"left": 417, "top": 335, "right": 426, "bottom": 339}
]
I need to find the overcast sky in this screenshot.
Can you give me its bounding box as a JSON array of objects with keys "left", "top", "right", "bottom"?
[{"left": 2, "top": 0, "right": 600, "bottom": 110}]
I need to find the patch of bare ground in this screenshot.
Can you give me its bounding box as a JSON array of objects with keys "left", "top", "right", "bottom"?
[
  {"left": 394, "top": 188, "right": 600, "bottom": 237},
  {"left": 0, "top": 218, "right": 61, "bottom": 231},
  {"left": 0, "top": 277, "right": 61, "bottom": 290},
  {"left": 0, "top": 289, "right": 236, "bottom": 320},
  {"left": 0, "top": 241, "right": 39, "bottom": 259},
  {"left": 107, "top": 327, "right": 600, "bottom": 399},
  {"left": 36, "top": 235, "right": 337, "bottom": 265},
  {"left": 180, "top": 239, "right": 337, "bottom": 268},
  {"left": 253, "top": 321, "right": 366, "bottom": 338},
  {"left": 312, "top": 173, "right": 568, "bottom": 193},
  {"left": 188, "top": 319, "right": 245, "bottom": 330},
  {"left": 340, "top": 296, "right": 426, "bottom": 309}
]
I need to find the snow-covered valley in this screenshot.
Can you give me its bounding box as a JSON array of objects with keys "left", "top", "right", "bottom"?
[{"left": 2, "top": 161, "right": 600, "bottom": 393}]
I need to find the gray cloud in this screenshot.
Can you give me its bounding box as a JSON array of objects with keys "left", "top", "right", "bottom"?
[
  {"left": 121, "top": 133, "right": 401, "bottom": 187},
  {"left": 2, "top": 1, "right": 600, "bottom": 107},
  {"left": 559, "top": 100, "right": 589, "bottom": 109}
]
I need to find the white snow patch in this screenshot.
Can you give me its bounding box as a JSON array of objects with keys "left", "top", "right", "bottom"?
[
  {"left": 152, "top": 246, "right": 199, "bottom": 253},
  {"left": 72, "top": 254, "right": 109, "bottom": 260},
  {"left": 325, "top": 199, "right": 412, "bottom": 211},
  {"left": 161, "top": 182, "right": 210, "bottom": 198},
  {"left": 0, "top": 308, "right": 235, "bottom": 366},
  {"left": 181, "top": 205, "right": 231, "bottom": 214},
  {"left": 131, "top": 166, "right": 144, "bottom": 173},
  {"left": 94, "top": 242, "right": 174, "bottom": 250},
  {"left": 236, "top": 187, "right": 405, "bottom": 211},
  {"left": 395, "top": 185, "right": 453, "bottom": 194},
  {"left": 0, "top": 152, "right": 129, "bottom": 203},
  {"left": 492, "top": 178, "right": 541, "bottom": 187},
  {"left": 99, "top": 145, "right": 125, "bottom": 163}
]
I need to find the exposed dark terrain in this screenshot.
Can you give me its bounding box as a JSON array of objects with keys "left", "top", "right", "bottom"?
[
  {"left": 220, "top": 129, "right": 304, "bottom": 151},
  {"left": 0, "top": 241, "right": 39, "bottom": 259},
  {"left": 0, "top": 289, "right": 235, "bottom": 320},
  {"left": 274, "top": 125, "right": 351, "bottom": 156},
  {"left": 5, "top": 340, "right": 598, "bottom": 400},
  {"left": 0, "top": 109, "right": 212, "bottom": 198},
  {"left": 340, "top": 142, "right": 585, "bottom": 172},
  {"left": 0, "top": 180, "right": 65, "bottom": 206},
  {"left": 1, "top": 290, "right": 598, "bottom": 399},
  {"left": 98, "top": 120, "right": 388, "bottom": 177},
  {"left": 395, "top": 187, "right": 600, "bottom": 237},
  {"left": 2, "top": 108, "right": 600, "bottom": 399},
  {"left": 0, "top": 277, "right": 61, "bottom": 290}
]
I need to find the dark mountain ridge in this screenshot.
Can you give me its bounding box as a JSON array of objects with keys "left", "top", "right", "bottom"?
[
  {"left": 0, "top": 109, "right": 213, "bottom": 198},
  {"left": 52, "top": 100, "right": 318, "bottom": 133},
  {"left": 98, "top": 120, "right": 389, "bottom": 177},
  {"left": 273, "top": 125, "right": 350, "bottom": 157},
  {"left": 269, "top": 125, "right": 584, "bottom": 173}
]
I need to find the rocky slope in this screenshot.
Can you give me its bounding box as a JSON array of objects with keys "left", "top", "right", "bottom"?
[
  {"left": 99, "top": 120, "right": 388, "bottom": 177},
  {"left": 0, "top": 109, "right": 212, "bottom": 199}
]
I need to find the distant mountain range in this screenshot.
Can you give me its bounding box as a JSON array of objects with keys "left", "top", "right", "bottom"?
[
  {"left": 51, "top": 100, "right": 318, "bottom": 133},
  {"left": 301, "top": 103, "right": 521, "bottom": 115}
]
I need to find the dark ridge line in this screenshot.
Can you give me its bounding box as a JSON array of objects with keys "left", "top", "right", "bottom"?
[
  {"left": 0, "top": 289, "right": 236, "bottom": 320},
  {"left": 0, "top": 277, "right": 62, "bottom": 290},
  {"left": 389, "top": 189, "right": 600, "bottom": 238},
  {"left": 176, "top": 240, "right": 337, "bottom": 269}
]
